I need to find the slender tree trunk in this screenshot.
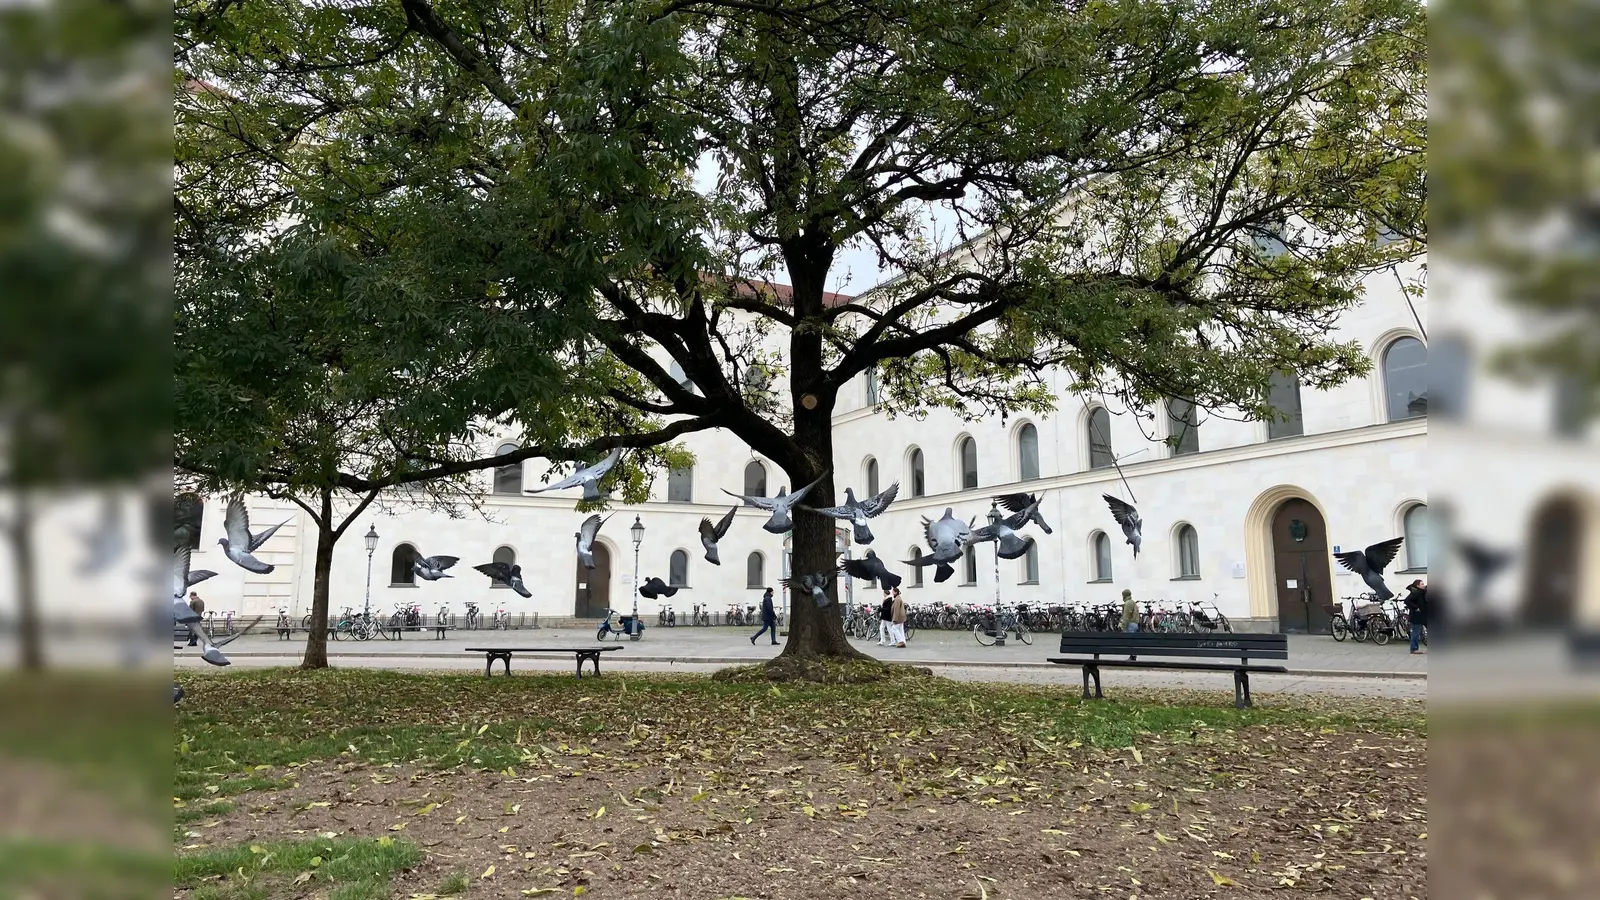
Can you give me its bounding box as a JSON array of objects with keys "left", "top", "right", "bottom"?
[
  {"left": 300, "top": 489, "right": 335, "bottom": 670},
  {"left": 11, "top": 489, "right": 43, "bottom": 671}
]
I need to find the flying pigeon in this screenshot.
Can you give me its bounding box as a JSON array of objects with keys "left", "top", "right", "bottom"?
[
  {"left": 527, "top": 447, "right": 623, "bottom": 502},
  {"left": 1334, "top": 537, "right": 1405, "bottom": 601},
  {"left": 903, "top": 508, "right": 975, "bottom": 584},
  {"left": 785, "top": 572, "right": 832, "bottom": 608},
  {"left": 171, "top": 545, "right": 218, "bottom": 600},
  {"left": 1102, "top": 494, "right": 1142, "bottom": 558},
  {"left": 169, "top": 544, "right": 231, "bottom": 664},
  {"left": 576, "top": 513, "right": 611, "bottom": 569},
  {"left": 839, "top": 550, "right": 902, "bottom": 590},
  {"left": 218, "top": 496, "right": 288, "bottom": 574},
  {"left": 1456, "top": 538, "right": 1513, "bottom": 608},
  {"left": 699, "top": 505, "right": 739, "bottom": 565},
  {"left": 77, "top": 494, "right": 126, "bottom": 575},
  {"left": 809, "top": 481, "right": 900, "bottom": 545},
  {"left": 970, "top": 503, "right": 1038, "bottom": 560},
  {"left": 638, "top": 576, "right": 680, "bottom": 599},
  {"left": 413, "top": 555, "right": 460, "bottom": 581},
  {"left": 722, "top": 472, "right": 828, "bottom": 534},
  {"left": 474, "top": 561, "right": 532, "bottom": 598},
  {"left": 993, "top": 491, "right": 1053, "bottom": 534}
]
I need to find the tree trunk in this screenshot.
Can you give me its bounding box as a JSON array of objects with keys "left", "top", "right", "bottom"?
[
  {"left": 300, "top": 491, "right": 335, "bottom": 669},
  {"left": 11, "top": 489, "right": 43, "bottom": 671},
  {"left": 779, "top": 403, "right": 872, "bottom": 662}
]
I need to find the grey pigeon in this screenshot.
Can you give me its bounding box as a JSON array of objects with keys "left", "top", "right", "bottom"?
[
  {"left": 528, "top": 447, "right": 623, "bottom": 502},
  {"left": 839, "top": 550, "right": 902, "bottom": 590},
  {"left": 639, "top": 576, "right": 680, "bottom": 599},
  {"left": 722, "top": 472, "right": 828, "bottom": 534},
  {"left": 1102, "top": 494, "right": 1143, "bottom": 558},
  {"left": 576, "top": 513, "right": 611, "bottom": 569},
  {"left": 785, "top": 572, "right": 832, "bottom": 608},
  {"left": 903, "top": 508, "right": 975, "bottom": 584},
  {"left": 413, "top": 555, "right": 460, "bottom": 581},
  {"left": 809, "top": 481, "right": 900, "bottom": 545},
  {"left": 77, "top": 494, "right": 126, "bottom": 575},
  {"left": 218, "top": 496, "right": 287, "bottom": 574},
  {"left": 1334, "top": 537, "right": 1405, "bottom": 601},
  {"left": 173, "top": 682, "right": 185, "bottom": 704},
  {"left": 171, "top": 545, "right": 218, "bottom": 600},
  {"left": 170, "top": 545, "right": 230, "bottom": 665},
  {"left": 993, "top": 491, "right": 1052, "bottom": 534},
  {"left": 474, "top": 561, "right": 532, "bottom": 598},
  {"left": 1456, "top": 538, "right": 1513, "bottom": 608},
  {"left": 699, "top": 505, "right": 738, "bottom": 565},
  {"left": 970, "top": 502, "right": 1039, "bottom": 560}
]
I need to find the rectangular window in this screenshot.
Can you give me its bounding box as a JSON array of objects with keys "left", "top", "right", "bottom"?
[
  {"left": 1266, "top": 372, "right": 1304, "bottom": 440},
  {"left": 1167, "top": 399, "right": 1199, "bottom": 455},
  {"left": 963, "top": 545, "right": 977, "bottom": 585}
]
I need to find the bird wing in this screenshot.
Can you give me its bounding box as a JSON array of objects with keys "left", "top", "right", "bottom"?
[
  {"left": 579, "top": 513, "right": 608, "bottom": 545},
  {"left": 698, "top": 517, "right": 717, "bottom": 543},
  {"left": 578, "top": 447, "right": 623, "bottom": 482},
  {"left": 994, "top": 492, "right": 1036, "bottom": 514},
  {"left": 421, "top": 555, "right": 460, "bottom": 571},
  {"left": 712, "top": 505, "right": 738, "bottom": 539},
  {"left": 1103, "top": 494, "right": 1140, "bottom": 527},
  {"left": 967, "top": 524, "right": 999, "bottom": 543},
  {"left": 223, "top": 497, "right": 252, "bottom": 546},
  {"left": 187, "top": 569, "right": 218, "bottom": 588},
  {"left": 247, "top": 518, "right": 289, "bottom": 552},
  {"left": 474, "top": 562, "right": 511, "bottom": 583},
  {"left": 808, "top": 503, "right": 854, "bottom": 519},
  {"left": 1332, "top": 550, "right": 1371, "bottom": 576},
  {"left": 172, "top": 547, "right": 192, "bottom": 598},
  {"left": 1458, "top": 538, "right": 1512, "bottom": 572},
  {"left": 1003, "top": 498, "right": 1041, "bottom": 530},
  {"left": 859, "top": 481, "right": 900, "bottom": 517},
  {"left": 721, "top": 487, "right": 778, "bottom": 510},
  {"left": 1363, "top": 536, "right": 1405, "bottom": 573},
  {"left": 782, "top": 472, "right": 829, "bottom": 508},
  {"left": 838, "top": 557, "right": 877, "bottom": 580}
]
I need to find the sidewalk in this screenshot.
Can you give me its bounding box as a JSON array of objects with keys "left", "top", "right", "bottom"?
[{"left": 209, "top": 625, "right": 1428, "bottom": 679}]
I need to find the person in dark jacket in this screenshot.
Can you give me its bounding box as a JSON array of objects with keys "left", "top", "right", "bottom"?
[
  {"left": 878, "top": 590, "right": 894, "bottom": 646},
  {"left": 751, "top": 587, "right": 779, "bottom": 645},
  {"left": 1403, "top": 579, "right": 1428, "bottom": 653}
]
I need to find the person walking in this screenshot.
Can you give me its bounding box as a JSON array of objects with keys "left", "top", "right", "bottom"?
[
  {"left": 751, "top": 587, "right": 779, "bottom": 646},
  {"left": 1403, "top": 579, "right": 1428, "bottom": 654},
  {"left": 890, "top": 587, "right": 907, "bottom": 648},
  {"left": 1120, "top": 589, "right": 1139, "bottom": 633},
  {"left": 878, "top": 589, "right": 894, "bottom": 646},
  {"left": 186, "top": 591, "right": 205, "bottom": 647}
]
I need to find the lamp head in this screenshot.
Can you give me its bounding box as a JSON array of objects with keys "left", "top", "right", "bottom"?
[
  {"left": 630, "top": 515, "right": 645, "bottom": 548},
  {"left": 364, "top": 524, "right": 379, "bottom": 554},
  {"left": 986, "top": 504, "right": 1002, "bottom": 526}
]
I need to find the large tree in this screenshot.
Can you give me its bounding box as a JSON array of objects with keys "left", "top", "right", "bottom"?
[{"left": 179, "top": 0, "right": 1425, "bottom": 669}]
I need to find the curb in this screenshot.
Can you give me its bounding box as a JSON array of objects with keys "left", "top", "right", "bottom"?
[{"left": 213, "top": 650, "right": 1425, "bottom": 680}]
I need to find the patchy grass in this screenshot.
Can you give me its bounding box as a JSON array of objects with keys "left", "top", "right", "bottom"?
[
  {"left": 174, "top": 835, "right": 421, "bottom": 900},
  {"left": 0, "top": 838, "right": 169, "bottom": 899}
]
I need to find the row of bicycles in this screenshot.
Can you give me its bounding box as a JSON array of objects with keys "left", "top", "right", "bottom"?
[
  {"left": 653, "top": 603, "right": 786, "bottom": 627},
  {"left": 849, "top": 597, "right": 1235, "bottom": 640},
  {"left": 1328, "top": 593, "right": 1420, "bottom": 646},
  {"left": 280, "top": 601, "right": 515, "bottom": 640}
]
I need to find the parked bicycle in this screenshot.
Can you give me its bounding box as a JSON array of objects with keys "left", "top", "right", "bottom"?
[
  {"left": 658, "top": 603, "right": 676, "bottom": 627},
  {"left": 1187, "top": 598, "right": 1233, "bottom": 633},
  {"left": 464, "top": 601, "right": 480, "bottom": 630},
  {"left": 492, "top": 605, "right": 510, "bottom": 630},
  {"left": 975, "top": 604, "right": 1032, "bottom": 646},
  {"left": 690, "top": 603, "right": 711, "bottom": 626},
  {"left": 1330, "top": 594, "right": 1399, "bottom": 644}
]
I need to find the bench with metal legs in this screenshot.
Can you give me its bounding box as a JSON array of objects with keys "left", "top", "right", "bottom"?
[
  {"left": 1049, "top": 632, "right": 1289, "bottom": 709},
  {"left": 466, "top": 646, "right": 622, "bottom": 678}
]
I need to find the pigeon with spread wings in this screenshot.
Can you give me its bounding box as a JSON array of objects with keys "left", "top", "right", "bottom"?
[
  {"left": 172, "top": 546, "right": 230, "bottom": 666},
  {"left": 809, "top": 481, "right": 900, "bottom": 545},
  {"left": 722, "top": 472, "right": 828, "bottom": 534},
  {"left": 699, "top": 505, "right": 739, "bottom": 565},
  {"left": 638, "top": 576, "right": 680, "bottom": 600},
  {"left": 839, "top": 549, "right": 902, "bottom": 590},
  {"left": 970, "top": 501, "right": 1039, "bottom": 560},
  {"left": 785, "top": 572, "right": 833, "bottom": 608},
  {"left": 576, "top": 514, "right": 611, "bottom": 569},
  {"left": 993, "top": 491, "right": 1053, "bottom": 534},
  {"left": 219, "top": 496, "right": 288, "bottom": 574},
  {"left": 413, "top": 555, "right": 460, "bottom": 581},
  {"left": 902, "top": 508, "right": 974, "bottom": 584},
  {"left": 1102, "top": 494, "right": 1143, "bottom": 558},
  {"left": 1334, "top": 537, "right": 1405, "bottom": 600},
  {"left": 527, "top": 447, "right": 623, "bottom": 502},
  {"left": 475, "top": 561, "right": 532, "bottom": 597}
]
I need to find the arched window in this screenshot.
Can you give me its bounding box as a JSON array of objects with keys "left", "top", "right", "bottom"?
[
  {"left": 909, "top": 546, "right": 924, "bottom": 587},
  {"left": 865, "top": 458, "right": 880, "bottom": 498},
  {"left": 1430, "top": 334, "right": 1470, "bottom": 420},
  {"left": 909, "top": 448, "right": 926, "bottom": 498},
  {"left": 175, "top": 493, "right": 204, "bottom": 550},
  {"left": 1402, "top": 504, "right": 1430, "bottom": 570},
  {"left": 1382, "top": 337, "right": 1428, "bottom": 421},
  {"left": 669, "top": 549, "right": 690, "bottom": 587},
  {"left": 963, "top": 544, "right": 978, "bottom": 585},
  {"left": 746, "top": 551, "right": 764, "bottom": 588},
  {"left": 668, "top": 360, "right": 696, "bottom": 393},
  {"left": 490, "top": 546, "right": 515, "bottom": 587},
  {"left": 1167, "top": 399, "right": 1199, "bottom": 455},
  {"left": 1266, "top": 372, "right": 1304, "bottom": 439},
  {"left": 1176, "top": 525, "right": 1200, "bottom": 577},
  {"left": 390, "top": 544, "right": 419, "bottom": 586},
  {"left": 958, "top": 436, "right": 978, "bottom": 489},
  {"left": 743, "top": 460, "right": 767, "bottom": 497},
  {"left": 493, "top": 443, "right": 522, "bottom": 494},
  {"left": 865, "top": 368, "right": 882, "bottom": 405},
  {"left": 1087, "top": 408, "right": 1114, "bottom": 469},
  {"left": 1092, "top": 532, "right": 1112, "bottom": 581},
  {"left": 1017, "top": 423, "right": 1040, "bottom": 481},
  {"left": 667, "top": 466, "right": 693, "bottom": 503},
  {"left": 1021, "top": 543, "right": 1040, "bottom": 584}
]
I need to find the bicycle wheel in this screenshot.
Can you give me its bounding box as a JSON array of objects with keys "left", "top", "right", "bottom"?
[
  {"left": 1218, "top": 615, "right": 1233, "bottom": 634},
  {"left": 974, "top": 624, "right": 996, "bottom": 646},
  {"left": 1015, "top": 623, "right": 1033, "bottom": 645},
  {"left": 1330, "top": 615, "right": 1349, "bottom": 642},
  {"left": 903, "top": 622, "right": 915, "bottom": 642},
  {"left": 1372, "top": 619, "right": 1392, "bottom": 645},
  {"left": 356, "top": 621, "right": 374, "bottom": 641}
]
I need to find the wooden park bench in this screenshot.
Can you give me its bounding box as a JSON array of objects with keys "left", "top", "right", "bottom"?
[
  {"left": 466, "top": 646, "right": 622, "bottom": 679},
  {"left": 1047, "top": 631, "right": 1289, "bottom": 708}
]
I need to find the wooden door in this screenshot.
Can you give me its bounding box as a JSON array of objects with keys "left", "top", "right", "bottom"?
[
  {"left": 1272, "top": 498, "right": 1332, "bottom": 633},
  {"left": 1522, "top": 497, "right": 1582, "bottom": 628},
  {"left": 574, "top": 544, "right": 612, "bottom": 619}
]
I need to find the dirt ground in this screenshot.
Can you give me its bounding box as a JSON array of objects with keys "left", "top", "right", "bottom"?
[{"left": 179, "top": 720, "right": 1426, "bottom": 899}]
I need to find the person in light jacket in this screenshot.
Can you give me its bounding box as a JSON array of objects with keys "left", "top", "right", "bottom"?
[
  {"left": 751, "top": 587, "right": 779, "bottom": 645},
  {"left": 890, "top": 587, "right": 907, "bottom": 648}
]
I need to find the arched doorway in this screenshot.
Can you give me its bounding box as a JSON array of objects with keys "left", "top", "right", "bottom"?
[
  {"left": 574, "top": 543, "right": 612, "bottom": 618},
  {"left": 1521, "top": 496, "right": 1583, "bottom": 628},
  {"left": 1271, "top": 498, "right": 1332, "bottom": 633}
]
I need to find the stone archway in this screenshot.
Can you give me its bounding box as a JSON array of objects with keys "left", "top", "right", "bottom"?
[
  {"left": 1244, "top": 486, "right": 1338, "bottom": 632},
  {"left": 1270, "top": 499, "right": 1333, "bottom": 633}
]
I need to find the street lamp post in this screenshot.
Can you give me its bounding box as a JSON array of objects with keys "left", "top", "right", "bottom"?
[
  {"left": 363, "top": 524, "right": 379, "bottom": 623},
  {"left": 987, "top": 504, "right": 1005, "bottom": 646},
  {"left": 630, "top": 516, "right": 645, "bottom": 638}
]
